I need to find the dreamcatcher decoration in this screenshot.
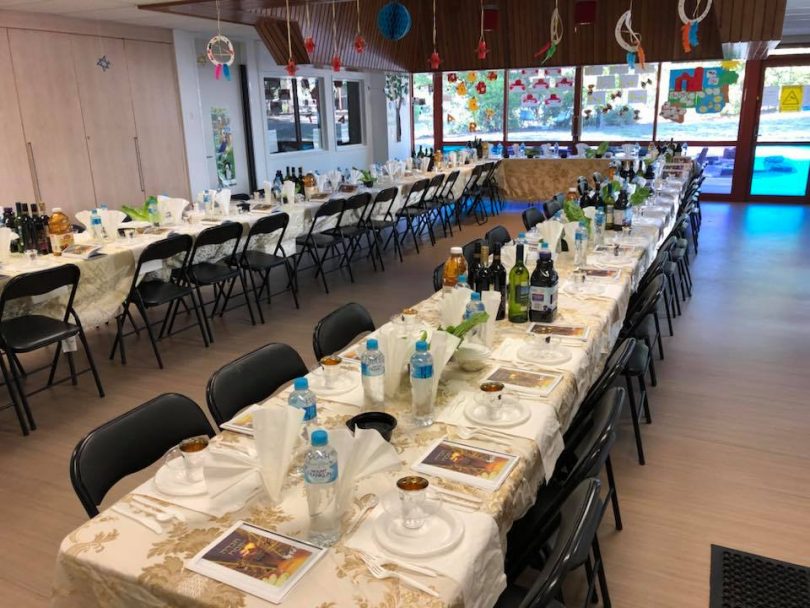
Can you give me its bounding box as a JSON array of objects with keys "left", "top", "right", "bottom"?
[
  {"left": 615, "top": 7, "right": 645, "bottom": 70},
  {"left": 207, "top": 1, "right": 235, "bottom": 80},
  {"left": 330, "top": 0, "right": 341, "bottom": 71},
  {"left": 354, "top": 0, "right": 366, "bottom": 53},
  {"left": 534, "top": 0, "right": 562, "bottom": 65},
  {"left": 476, "top": 0, "right": 489, "bottom": 59},
  {"left": 428, "top": 0, "right": 441, "bottom": 69},
  {"left": 679, "top": 0, "right": 712, "bottom": 53},
  {"left": 283, "top": 0, "right": 297, "bottom": 75},
  {"left": 304, "top": 1, "right": 316, "bottom": 54}
]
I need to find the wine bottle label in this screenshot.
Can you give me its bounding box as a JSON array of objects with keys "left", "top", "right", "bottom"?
[
  {"left": 515, "top": 285, "right": 530, "bottom": 306},
  {"left": 529, "top": 286, "right": 557, "bottom": 312},
  {"left": 613, "top": 209, "right": 624, "bottom": 226}
]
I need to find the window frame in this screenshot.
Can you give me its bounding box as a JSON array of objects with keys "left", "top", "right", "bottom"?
[
  {"left": 332, "top": 77, "right": 366, "bottom": 148},
  {"left": 261, "top": 73, "right": 326, "bottom": 156}
]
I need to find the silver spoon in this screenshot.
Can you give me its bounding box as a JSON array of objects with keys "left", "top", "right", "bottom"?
[{"left": 346, "top": 493, "right": 379, "bottom": 535}]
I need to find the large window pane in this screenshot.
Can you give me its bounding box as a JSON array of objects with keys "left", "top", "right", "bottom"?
[
  {"left": 334, "top": 80, "right": 363, "bottom": 146},
  {"left": 758, "top": 66, "right": 810, "bottom": 142},
  {"left": 657, "top": 61, "right": 745, "bottom": 141},
  {"left": 751, "top": 145, "right": 810, "bottom": 196},
  {"left": 412, "top": 73, "right": 434, "bottom": 149},
  {"left": 692, "top": 145, "right": 736, "bottom": 194},
  {"left": 263, "top": 76, "right": 323, "bottom": 154},
  {"left": 580, "top": 64, "right": 657, "bottom": 141},
  {"left": 506, "top": 67, "right": 575, "bottom": 141},
  {"left": 442, "top": 70, "right": 504, "bottom": 142}
]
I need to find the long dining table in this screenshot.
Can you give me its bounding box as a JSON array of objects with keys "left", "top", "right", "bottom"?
[{"left": 51, "top": 172, "right": 689, "bottom": 608}]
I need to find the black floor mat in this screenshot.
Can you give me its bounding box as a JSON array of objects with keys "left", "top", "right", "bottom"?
[{"left": 710, "top": 545, "right": 810, "bottom": 608}]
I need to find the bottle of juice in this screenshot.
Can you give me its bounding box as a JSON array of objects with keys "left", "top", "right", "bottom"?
[
  {"left": 441, "top": 246, "right": 468, "bottom": 293},
  {"left": 48, "top": 208, "right": 74, "bottom": 256}
]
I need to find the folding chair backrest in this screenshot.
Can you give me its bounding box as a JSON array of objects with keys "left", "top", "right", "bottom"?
[
  {"left": 312, "top": 302, "right": 376, "bottom": 360},
  {"left": 341, "top": 192, "right": 372, "bottom": 223},
  {"left": 522, "top": 206, "right": 544, "bottom": 230},
  {"left": 243, "top": 213, "right": 289, "bottom": 255},
  {"left": 425, "top": 174, "right": 446, "bottom": 200},
  {"left": 439, "top": 170, "right": 461, "bottom": 198},
  {"left": 370, "top": 187, "right": 399, "bottom": 219},
  {"left": 485, "top": 225, "right": 511, "bottom": 250},
  {"left": 0, "top": 264, "right": 81, "bottom": 323},
  {"left": 433, "top": 262, "right": 444, "bottom": 292},
  {"left": 544, "top": 199, "right": 562, "bottom": 219},
  {"left": 623, "top": 273, "right": 665, "bottom": 336},
  {"left": 403, "top": 178, "right": 430, "bottom": 207}
]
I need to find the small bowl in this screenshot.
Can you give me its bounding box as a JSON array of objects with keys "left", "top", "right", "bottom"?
[
  {"left": 346, "top": 412, "right": 398, "bottom": 442},
  {"left": 452, "top": 342, "right": 491, "bottom": 372}
]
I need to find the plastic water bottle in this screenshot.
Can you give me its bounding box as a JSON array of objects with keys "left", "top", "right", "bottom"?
[
  {"left": 516, "top": 232, "right": 527, "bottom": 247},
  {"left": 304, "top": 429, "right": 339, "bottom": 546},
  {"left": 288, "top": 377, "right": 317, "bottom": 439},
  {"left": 464, "top": 291, "right": 486, "bottom": 320},
  {"left": 519, "top": 142, "right": 526, "bottom": 158},
  {"left": 361, "top": 338, "right": 385, "bottom": 410},
  {"left": 147, "top": 198, "right": 160, "bottom": 226},
  {"left": 89, "top": 209, "right": 104, "bottom": 243},
  {"left": 594, "top": 207, "right": 606, "bottom": 246},
  {"left": 455, "top": 273, "right": 470, "bottom": 290},
  {"left": 574, "top": 220, "right": 588, "bottom": 268},
  {"left": 410, "top": 340, "right": 434, "bottom": 427}
]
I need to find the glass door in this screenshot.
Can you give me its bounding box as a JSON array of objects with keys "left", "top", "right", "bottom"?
[{"left": 750, "top": 63, "right": 810, "bottom": 198}]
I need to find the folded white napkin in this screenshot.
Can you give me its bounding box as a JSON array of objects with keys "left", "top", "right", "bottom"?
[
  {"left": 583, "top": 206, "right": 596, "bottom": 221},
  {"left": 440, "top": 286, "right": 473, "bottom": 329},
  {"left": 329, "top": 427, "right": 400, "bottom": 515},
  {"left": 563, "top": 221, "right": 580, "bottom": 247},
  {"left": 214, "top": 189, "right": 232, "bottom": 216},
  {"left": 203, "top": 445, "right": 262, "bottom": 498},
  {"left": 480, "top": 291, "right": 501, "bottom": 347},
  {"left": 156, "top": 196, "right": 189, "bottom": 225},
  {"left": 254, "top": 405, "right": 305, "bottom": 504},
  {"left": 263, "top": 180, "right": 274, "bottom": 198},
  {"left": 438, "top": 392, "right": 564, "bottom": 481},
  {"left": 74, "top": 210, "right": 92, "bottom": 230},
  {"left": 98, "top": 209, "right": 126, "bottom": 237},
  {"left": 419, "top": 157, "right": 430, "bottom": 172},
  {"left": 349, "top": 169, "right": 363, "bottom": 185},
  {"left": 537, "top": 221, "right": 563, "bottom": 253},
  {"left": 281, "top": 181, "right": 296, "bottom": 204},
  {"left": 378, "top": 324, "right": 417, "bottom": 399},
  {"left": 328, "top": 170, "right": 342, "bottom": 186},
  {"left": 428, "top": 330, "right": 462, "bottom": 402},
  {"left": 345, "top": 506, "right": 506, "bottom": 608}
]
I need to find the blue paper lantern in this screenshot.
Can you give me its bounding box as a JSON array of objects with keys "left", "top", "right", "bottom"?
[{"left": 377, "top": 1, "right": 412, "bottom": 41}]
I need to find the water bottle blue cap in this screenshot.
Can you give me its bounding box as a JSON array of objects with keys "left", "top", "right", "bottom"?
[
  {"left": 541, "top": 242, "right": 549, "bottom": 249},
  {"left": 458, "top": 274, "right": 467, "bottom": 281},
  {"left": 366, "top": 338, "right": 378, "bottom": 350},
  {"left": 470, "top": 292, "right": 481, "bottom": 300},
  {"left": 415, "top": 340, "right": 428, "bottom": 352},
  {"left": 293, "top": 377, "right": 308, "bottom": 390},
  {"left": 518, "top": 232, "right": 526, "bottom": 238},
  {"left": 311, "top": 429, "right": 328, "bottom": 446}
]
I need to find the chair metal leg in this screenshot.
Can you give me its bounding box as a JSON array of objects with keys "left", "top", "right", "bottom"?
[
  {"left": 76, "top": 326, "right": 104, "bottom": 398},
  {"left": 65, "top": 351, "right": 78, "bottom": 386},
  {"left": 135, "top": 300, "right": 164, "bottom": 369},
  {"left": 645, "top": 339, "right": 658, "bottom": 387},
  {"left": 625, "top": 374, "right": 645, "bottom": 465},
  {"left": 605, "top": 456, "right": 623, "bottom": 531},
  {"left": 638, "top": 374, "right": 652, "bottom": 423},
  {"left": 583, "top": 556, "right": 598, "bottom": 605},
  {"left": 668, "top": 274, "right": 682, "bottom": 316},
  {"left": 663, "top": 288, "right": 674, "bottom": 336},
  {"left": 284, "top": 263, "right": 300, "bottom": 309},
  {"left": 47, "top": 342, "right": 62, "bottom": 386},
  {"left": 194, "top": 285, "right": 215, "bottom": 343},
  {"left": 246, "top": 269, "right": 265, "bottom": 324},
  {"left": 592, "top": 537, "right": 612, "bottom": 608},
  {"left": 7, "top": 352, "right": 35, "bottom": 431},
  {"left": 187, "top": 292, "right": 210, "bottom": 349},
  {"left": 315, "top": 246, "right": 331, "bottom": 293},
  {"left": 237, "top": 272, "right": 257, "bottom": 325},
  {"left": 0, "top": 353, "right": 28, "bottom": 435},
  {"left": 10, "top": 352, "right": 26, "bottom": 378},
  {"left": 653, "top": 312, "right": 665, "bottom": 360}
]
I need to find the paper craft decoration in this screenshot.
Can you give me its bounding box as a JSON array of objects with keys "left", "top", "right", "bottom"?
[
  {"left": 476, "top": 81, "right": 487, "bottom": 94},
  {"left": 377, "top": 0, "right": 412, "bottom": 40},
  {"left": 428, "top": 0, "right": 441, "bottom": 69},
  {"left": 587, "top": 90, "right": 606, "bottom": 105},
  {"left": 467, "top": 97, "right": 479, "bottom": 111},
  {"left": 557, "top": 77, "right": 574, "bottom": 89},
  {"left": 476, "top": 0, "right": 490, "bottom": 60},
  {"left": 679, "top": 0, "right": 712, "bottom": 53},
  {"left": 627, "top": 89, "right": 647, "bottom": 104},
  {"left": 467, "top": 71, "right": 478, "bottom": 83},
  {"left": 584, "top": 66, "right": 602, "bottom": 76},
  {"left": 761, "top": 85, "right": 779, "bottom": 109},
  {"left": 456, "top": 82, "right": 468, "bottom": 96},
  {"left": 487, "top": 70, "right": 499, "bottom": 81},
  {"left": 510, "top": 78, "right": 527, "bottom": 91},
  {"left": 521, "top": 93, "right": 540, "bottom": 106},
  {"left": 664, "top": 65, "right": 738, "bottom": 119},
  {"left": 545, "top": 93, "right": 562, "bottom": 107},
  {"left": 468, "top": 121, "right": 477, "bottom": 132},
  {"left": 610, "top": 65, "right": 630, "bottom": 75},
  {"left": 620, "top": 74, "right": 639, "bottom": 89},
  {"left": 533, "top": 78, "right": 550, "bottom": 89},
  {"left": 534, "top": 0, "right": 562, "bottom": 64},
  {"left": 207, "top": 35, "right": 235, "bottom": 81},
  {"left": 614, "top": 9, "right": 645, "bottom": 70},
  {"left": 596, "top": 75, "right": 615, "bottom": 90},
  {"left": 447, "top": 72, "right": 458, "bottom": 83},
  {"left": 545, "top": 67, "right": 562, "bottom": 76},
  {"left": 484, "top": 107, "right": 496, "bottom": 120}
]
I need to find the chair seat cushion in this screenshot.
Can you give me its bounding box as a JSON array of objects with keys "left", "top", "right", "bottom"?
[
  {"left": 632, "top": 314, "right": 656, "bottom": 342},
  {"left": 396, "top": 207, "right": 424, "bottom": 217},
  {"left": 137, "top": 280, "right": 193, "bottom": 307},
  {"left": 241, "top": 250, "right": 288, "bottom": 271},
  {"left": 1, "top": 315, "right": 79, "bottom": 352},
  {"left": 296, "top": 233, "right": 342, "bottom": 248},
  {"left": 625, "top": 341, "right": 649, "bottom": 376},
  {"left": 187, "top": 262, "right": 239, "bottom": 285}
]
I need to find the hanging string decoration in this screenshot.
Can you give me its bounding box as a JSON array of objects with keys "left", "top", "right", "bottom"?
[
  {"left": 331, "top": 0, "right": 341, "bottom": 71},
  {"left": 207, "top": 0, "right": 235, "bottom": 80},
  {"left": 615, "top": 8, "right": 645, "bottom": 70},
  {"left": 679, "top": 0, "right": 712, "bottom": 53},
  {"left": 534, "top": 0, "right": 562, "bottom": 65},
  {"left": 377, "top": 0, "right": 411, "bottom": 41},
  {"left": 283, "top": 0, "right": 297, "bottom": 75},
  {"left": 304, "top": 1, "right": 316, "bottom": 54},
  {"left": 428, "top": 0, "right": 441, "bottom": 70},
  {"left": 476, "top": 0, "right": 489, "bottom": 59},
  {"left": 354, "top": 0, "right": 366, "bottom": 53}
]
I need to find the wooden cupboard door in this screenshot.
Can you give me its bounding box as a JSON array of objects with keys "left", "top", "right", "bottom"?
[
  {"left": 0, "top": 29, "right": 34, "bottom": 203},
  {"left": 8, "top": 29, "right": 95, "bottom": 216},
  {"left": 124, "top": 40, "right": 189, "bottom": 199},
  {"left": 71, "top": 35, "right": 144, "bottom": 206}
]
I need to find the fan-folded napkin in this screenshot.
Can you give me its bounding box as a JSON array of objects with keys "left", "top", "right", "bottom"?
[
  {"left": 254, "top": 405, "right": 305, "bottom": 503},
  {"left": 537, "top": 221, "right": 563, "bottom": 253},
  {"left": 156, "top": 196, "right": 188, "bottom": 225},
  {"left": 0, "top": 228, "right": 17, "bottom": 261},
  {"left": 440, "top": 286, "right": 472, "bottom": 329},
  {"left": 428, "top": 330, "right": 462, "bottom": 401},
  {"left": 214, "top": 189, "right": 232, "bottom": 216},
  {"left": 377, "top": 324, "right": 417, "bottom": 398},
  {"left": 281, "top": 181, "right": 296, "bottom": 204},
  {"left": 479, "top": 291, "right": 501, "bottom": 347}
]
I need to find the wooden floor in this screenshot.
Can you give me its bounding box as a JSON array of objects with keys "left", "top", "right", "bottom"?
[{"left": 2, "top": 202, "right": 809, "bottom": 607}]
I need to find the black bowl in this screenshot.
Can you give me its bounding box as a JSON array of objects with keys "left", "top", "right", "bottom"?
[{"left": 346, "top": 412, "right": 398, "bottom": 442}]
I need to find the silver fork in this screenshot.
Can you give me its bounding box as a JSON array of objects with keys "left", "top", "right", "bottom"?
[{"left": 360, "top": 554, "right": 440, "bottom": 597}]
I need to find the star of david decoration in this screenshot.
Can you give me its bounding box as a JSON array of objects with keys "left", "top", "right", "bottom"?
[{"left": 97, "top": 55, "right": 111, "bottom": 71}]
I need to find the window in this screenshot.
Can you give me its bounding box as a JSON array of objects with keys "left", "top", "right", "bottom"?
[
  {"left": 757, "top": 65, "right": 810, "bottom": 142},
  {"left": 333, "top": 80, "right": 363, "bottom": 146},
  {"left": 656, "top": 61, "right": 745, "bottom": 142},
  {"left": 580, "top": 64, "right": 657, "bottom": 141},
  {"left": 442, "top": 70, "right": 504, "bottom": 142},
  {"left": 263, "top": 76, "right": 323, "bottom": 154},
  {"left": 506, "top": 67, "right": 576, "bottom": 141},
  {"left": 412, "top": 73, "right": 434, "bottom": 149}
]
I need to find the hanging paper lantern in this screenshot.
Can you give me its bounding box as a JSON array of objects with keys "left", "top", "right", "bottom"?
[
  {"left": 304, "top": 37, "right": 316, "bottom": 54},
  {"left": 486, "top": 71, "right": 498, "bottom": 81},
  {"left": 428, "top": 50, "right": 441, "bottom": 70},
  {"left": 331, "top": 54, "right": 342, "bottom": 72},
  {"left": 377, "top": 0, "right": 412, "bottom": 41},
  {"left": 456, "top": 82, "right": 468, "bottom": 96},
  {"left": 354, "top": 34, "right": 366, "bottom": 53},
  {"left": 286, "top": 58, "right": 297, "bottom": 76},
  {"left": 476, "top": 81, "right": 487, "bottom": 94},
  {"left": 207, "top": 35, "right": 235, "bottom": 80},
  {"left": 448, "top": 73, "right": 458, "bottom": 83},
  {"left": 467, "top": 97, "right": 479, "bottom": 111}
]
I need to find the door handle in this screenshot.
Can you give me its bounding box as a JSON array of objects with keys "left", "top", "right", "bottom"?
[
  {"left": 27, "top": 142, "right": 42, "bottom": 203},
  {"left": 134, "top": 137, "right": 145, "bottom": 192}
]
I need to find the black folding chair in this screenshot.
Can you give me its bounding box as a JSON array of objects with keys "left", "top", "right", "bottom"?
[
  {"left": 333, "top": 192, "right": 373, "bottom": 271},
  {"left": 312, "top": 302, "right": 375, "bottom": 360},
  {"left": 110, "top": 234, "right": 209, "bottom": 369},
  {"left": 522, "top": 206, "right": 544, "bottom": 231},
  {"left": 0, "top": 264, "right": 104, "bottom": 435},
  {"left": 393, "top": 178, "right": 432, "bottom": 253},
  {"left": 435, "top": 170, "right": 461, "bottom": 235},
  {"left": 457, "top": 165, "right": 483, "bottom": 225},
  {"left": 236, "top": 212, "right": 299, "bottom": 324},
  {"left": 292, "top": 199, "right": 347, "bottom": 294},
  {"left": 485, "top": 225, "right": 512, "bottom": 250},
  {"left": 206, "top": 342, "right": 308, "bottom": 428},
  {"left": 70, "top": 393, "right": 215, "bottom": 517},
  {"left": 366, "top": 187, "right": 403, "bottom": 268},
  {"left": 544, "top": 199, "right": 562, "bottom": 219},
  {"left": 421, "top": 173, "right": 449, "bottom": 237},
  {"left": 433, "top": 262, "right": 445, "bottom": 293}
]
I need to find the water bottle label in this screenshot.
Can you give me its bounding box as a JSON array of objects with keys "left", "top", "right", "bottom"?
[
  {"left": 411, "top": 364, "right": 433, "bottom": 380},
  {"left": 305, "top": 462, "right": 337, "bottom": 484},
  {"left": 303, "top": 404, "right": 317, "bottom": 421},
  {"left": 529, "top": 286, "right": 557, "bottom": 312},
  {"left": 361, "top": 362, "right": 383, "bottom": 376}
]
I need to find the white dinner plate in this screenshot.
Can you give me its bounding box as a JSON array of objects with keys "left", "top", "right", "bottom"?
[
  {"left": 562, "top": 281, "right": 606, "bottom": 296},
  {"left": 154, "top": 460, "right": 207, "bottom": 496},
  {"left": 464, "top": 395, "right": 530, "bottom": 428},
  {"left": 121, "top": 220, "right": 151, "bottom": 231},
  {"left": 307, "top": 370, "right": 361, "bottom": 396},
  {"left": 373, "top": 505, "right": 464, "bottom": 558},
  {"left": 516, "top": 344, "right": 573, "bottom": 366}
]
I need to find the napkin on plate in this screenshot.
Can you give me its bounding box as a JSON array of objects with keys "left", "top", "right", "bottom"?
[
  {"left": 479, "top": 291, "right": 501, "bottom": 347},
  {"left": 329, "top": 427, "right": 400, "bottom": 515},
  {"left": 438, "top": 392, "right": 565, "bottom": 481},
  {"left": 345, "top": 506, "right": 506, "bottom": 608},
  {"left": 254, "top": 405, "right": 305, "bottom": 503},
  {"left": 377, "top": 324, "right": 417, "bottom": 399},
  {"left": 156, "top": 196, "right": 189, "bottom": 225},
  {"left": 563, "top": 221, "right": 580, "bottom": 248},
  {"left": 429, "top": 330, "right": 462, "bottom": 401},
  {"left": 537, "top": 221, "right": 563, "bottom": 253},
  {"left": 214, "top": 189, "right": 232, "bottom": 216},
  {"left": 440, "top": 286, "right": 472, "bottom": 329}
]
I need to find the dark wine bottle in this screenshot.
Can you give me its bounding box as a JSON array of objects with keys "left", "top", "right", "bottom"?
[
  {"left": 489, "top": 243, "right": 507, "bottom": 320},
  {"left": 469, "top": 241, "right": 482, "bottom": 289},
  {"left": 528, "top": 246, "right": 558, "bottom": 323},
  {"left": 476, "top": 244, "right": 491, "bottom": 293}
]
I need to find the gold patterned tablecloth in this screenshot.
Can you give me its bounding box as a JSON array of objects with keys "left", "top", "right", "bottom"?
[
  {"left": 496, "top": 158, "right": 612, "bottom": 202},
  {"left": 52, "top": 187, "right": 684, "bottom": 608}
]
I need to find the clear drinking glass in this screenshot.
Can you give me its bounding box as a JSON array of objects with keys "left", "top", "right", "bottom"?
[
  {"left": 396, "top": 476, "right": 430, "bottom": 529},
  {"left": 165, "top": 435, "right": 210, "bottom": 483},
  {"left": 320, "top": 355, "right": 342, "bottom": 388},
  {"left": 479, "top": 381, "right": 505, "bottom": 421}
]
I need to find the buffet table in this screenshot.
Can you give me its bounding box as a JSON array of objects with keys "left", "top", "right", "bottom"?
[
  {"left": 52, "top": 179, "right": 686, "bottom": 608},
  {"left": 496, "top": 158, "right": 612, "bottom": 202}
]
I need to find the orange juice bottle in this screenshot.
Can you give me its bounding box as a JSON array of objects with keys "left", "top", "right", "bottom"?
[
  {"left": 48, "top": 208, "right": 74, "bottom": 256},
  {"left": 442, "top": 246, "right": 468, "bottom": 293}
]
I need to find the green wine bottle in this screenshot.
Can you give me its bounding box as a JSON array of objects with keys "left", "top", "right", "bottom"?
[{"left": 508, "top": 243, "right": 530, "bottom": 323}]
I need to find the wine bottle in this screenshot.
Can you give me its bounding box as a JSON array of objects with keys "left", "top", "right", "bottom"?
[
  {"left": 614, "top": 186, "right": 628, "bottom": 230},
  {"left": 605, "top": 184, "right": 615, "bottom": 231},
  {"left": 489, "top": 243, "right": 507, "bottom": 320},
  {"left": 507, "top": 243, "right": 530, "bottom": 323},
  {"left": 528, "top": 246, "right": 558, "bottom": 323},
  {"left": 476, "top": 244, "right": 491, "bottom": 292},
  {"left": 469, "top": 241, "right": 482, "bottom": 289},
  {"left": 13, "top": 203, "right": 24, "bottom": 253}
]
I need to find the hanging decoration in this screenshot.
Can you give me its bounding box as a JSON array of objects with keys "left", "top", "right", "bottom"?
[
  {"left": 678, "top": 0, "right": 712, "bottom": 53},
  {"left": 207, "top": 0, "right": 235, "bottom": 80},
  {"left": 476, "top": 81, "right": 487, "bottom": 94},
  {"left": 456, "top": 82, "right": 468, "bottom": 96},
  {"left": 428, "top": 0, "right": 441, "bottom": 69},
  {"left": 283, "top": 0, "right": 297, "bottom": 75},
  {"left": 330, "top": 0, "right": 341, "bottom": 71},
  {"left": 476, "top": 0, "right": 489, "bottom": 59},
  {"left": 534, "top": 0, "right": 562, "bottom": 64},
  {"left": 304, "top": 1, "right": 316, "bottom": 54},
  {"left": 354, "top": 0, "right": 366, "bottom": 53},
  {"left": 377, "top": 0, "right": 411, "bottom": 41},
  {"left": 615, "top": 8, "right": 645, "bottom": 70}
]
